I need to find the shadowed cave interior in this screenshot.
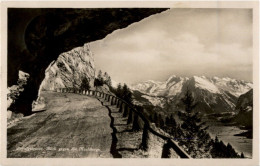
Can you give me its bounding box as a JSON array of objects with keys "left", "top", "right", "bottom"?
[{"left": 8, "top": 8, "right": 168, "bottom": 116}]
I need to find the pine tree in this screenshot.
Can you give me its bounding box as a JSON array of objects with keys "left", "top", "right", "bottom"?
[
  {"left": 169, "top": 114, "right": 176, "bottom": 128},
  {"left": 121, "top": 84, "right": 133, "bottom": 104},
  {"left": 241, "top": 152, "right": 245, "bottom": 158},
  {"left": 94, "top": 70, "right": 104, "bottom": 87},
  {"left": 107, "top": 76, "right": 112, "bottom": 87},
  {"left": 103, "top": 72, "right": 112, "bottom": 87},
  {"left": 98, "top": 70, "right": 104, "bottom": 84},
  {"left": 80, "top": 77, "right": 90, "bottom": 90},
  {"left": 103, "top": 72, "right": 108, "bottom": 82},
  {"left": 177, "top": 89, "right": 210, "bottom": 157},
  {"left": 116, "top": 83, "right": 122, "bottom": 97}
]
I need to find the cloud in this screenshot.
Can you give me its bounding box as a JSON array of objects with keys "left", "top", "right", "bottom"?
[{"left": 90, "top": 8, "right": 252, "bottom": 84}]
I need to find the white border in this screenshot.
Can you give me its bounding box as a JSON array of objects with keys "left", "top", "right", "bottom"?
[{"left": 1, "top": 1, "right": 259, "bottom": 166}]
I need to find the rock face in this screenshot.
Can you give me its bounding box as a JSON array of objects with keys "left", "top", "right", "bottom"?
[
  {"left": 41, "top": 43, "right": 95, "bottom": 91},
  {"left": 225, "top": 89, "right": 254, "bottom": 139},
  {"left": 7, "top": 71, "right": 30, "bottom": 112},
  {"left": 8, "top": 8, "right": 167, "bottom": 115},
  {"left": 235, "top": 89, "right": 253, "bottom": 111},
  {"left": 131, "top": 75, "right": 253, "bottom": 113},
  {"left": 232, "top": 89, "right": 253, "bottom": 130}
]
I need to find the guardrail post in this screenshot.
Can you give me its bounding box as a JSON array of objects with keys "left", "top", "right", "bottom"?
[
  {"left": 113, "top": 97, "right": 116, "bottom": 105},
  {"left": 127, "top": 109, "right": 133, "bottom": 124},
  {"left": 123, "top": 104, "right": 129, "bottom": 117},
  {"left": 161, "top": 139, "right": 172, "bottom": 158},
  {"left": 116, "top": 99, "right": 120, "bottom": 108},
  {"left": 140, "top": 123, "right": 150, "bottom": 151},
  {"left": 119, "top": 102, "right": 123, "bottom": 113},
  {"left": 132, "top": 113, "right": 141, "bottom": 131},
  {"left": 111, "top": 96, "right": 114, "bottom": 105}
]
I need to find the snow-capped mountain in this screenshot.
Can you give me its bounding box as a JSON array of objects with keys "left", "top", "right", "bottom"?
[
  {"left": 131, "top": 75, "right": 253, "bottom": 113},
  {"left": 40, "top": 43, "right": 95, "bottom": 91}
]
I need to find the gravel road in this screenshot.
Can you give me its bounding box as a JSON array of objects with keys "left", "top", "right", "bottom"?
[{"left": 7, "top": 91, "right": 113, "bottom": 158}]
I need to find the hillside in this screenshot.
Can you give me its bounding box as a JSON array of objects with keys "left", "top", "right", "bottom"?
[{"left": 131, "top": 75, "right": 252, "bottom": 113}]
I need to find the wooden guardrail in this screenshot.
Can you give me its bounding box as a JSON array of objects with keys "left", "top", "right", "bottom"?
[{"left": 56, "top": 88, "right": 191, "bottom": 158}]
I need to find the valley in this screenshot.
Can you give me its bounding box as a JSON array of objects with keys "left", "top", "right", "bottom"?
[
  {"left": 202, "top": 115, "right": 252, "bottom": 158},
  {"left": 130, "top": 75, "right": 253, "bottom": 158}
]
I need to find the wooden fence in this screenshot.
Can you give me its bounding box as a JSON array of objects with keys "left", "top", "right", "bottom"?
[{"left": 56, "top": 88, "right": 191, "bottom": 158}]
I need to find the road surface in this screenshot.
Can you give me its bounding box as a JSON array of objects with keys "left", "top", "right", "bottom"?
[{"left": 7, "top": 91, "right": 113, "bottom": 158}]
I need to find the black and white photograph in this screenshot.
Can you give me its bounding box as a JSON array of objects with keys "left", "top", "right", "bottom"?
[{"left": 1, "top": 1, "right": 259, "bottom": 166}]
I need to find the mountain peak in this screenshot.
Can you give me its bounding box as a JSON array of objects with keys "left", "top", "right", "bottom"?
[
  {"left": 191, "top": 76, "right": 220, "bottom": 94},
  {"left": 166, "top": 75, "right": 181, "bottom": 83},
  {"left": 131, "top": 74, "right": 252, "bottom": 98}
]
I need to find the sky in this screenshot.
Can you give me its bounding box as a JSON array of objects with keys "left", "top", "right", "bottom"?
[{"left": 89, "top": 8, "right": 252, "bottom": 85}]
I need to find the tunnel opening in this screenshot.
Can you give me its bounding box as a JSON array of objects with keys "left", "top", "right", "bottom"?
[{"left": 7, "top": 8, "right": 168, "bottom": 116}]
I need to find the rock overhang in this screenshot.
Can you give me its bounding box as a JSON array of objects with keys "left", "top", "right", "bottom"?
[{"left": 8, "top": 8, "right": 168, "bottom": 115}]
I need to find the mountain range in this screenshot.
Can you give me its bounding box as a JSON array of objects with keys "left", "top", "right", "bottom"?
[{"left": 130, "top": 75, "right": 253, "bottom": 113}]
